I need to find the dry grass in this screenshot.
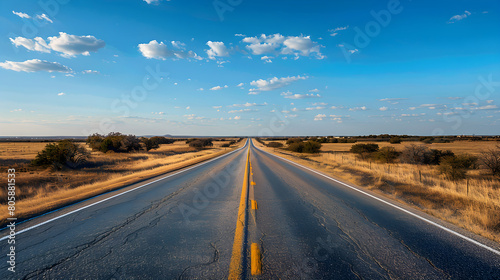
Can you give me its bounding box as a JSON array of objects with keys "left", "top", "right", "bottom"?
[
  {"left": 0, "top": 139, "right": 243, "bottom": 225},
  {"left": 257, "top": 140, "right": 500, "bottom": 242},
  {"left": 319, "top": 141, "right": 498, "bottom": 155}
]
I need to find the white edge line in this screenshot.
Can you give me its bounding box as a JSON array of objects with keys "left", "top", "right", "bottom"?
[
  {"left": 252, "top": 141, "right": 500, "bottom": 256},
  {"left": 0, "top": 140, "right": 249, "bottom": 241}
]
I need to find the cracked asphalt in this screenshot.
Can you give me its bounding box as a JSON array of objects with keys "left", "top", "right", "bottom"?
[{"left": 1, "top": 139, "right": 499, "bottom": 279}]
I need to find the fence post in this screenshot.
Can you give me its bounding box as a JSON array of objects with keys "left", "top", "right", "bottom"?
[{"left": 467, "top": 178, "right": 469, "bottom": 196}]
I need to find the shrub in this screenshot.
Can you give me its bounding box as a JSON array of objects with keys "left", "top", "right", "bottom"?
[
  {"left": 400, "top": 144, "right": 430, "bottom": 164},
  {"left": 389, "top": 137, "right": 401, "bottom": 144},
  {"left": 188, "top": 138, "right": 213, "bottom": 148},
  {"left": 32, "top": 140, "right": 90, "bottom": 170},
  {"left": 438, "top": 154, "right": 477, "bottom": 180},
  {"left": 288, "top": 142, "right": 304, "bottom": 153},
  {"left": 267, "top": 142, "right": 284, "bottom": 148},
  {"left": 424, "top": 149, "right": 455, "bottom": 165},
  {"left": 141, "top": 136, "right": 175, "bottom": 151},
  {"left": 221, "top": 143, "right": 231, "bottom": 147},
  {"left": 286, "top": 138, "right": 303, "bottom": 145},
  {"left": 373, "top": 147, "right": 400, "bottom": 163},
  {"left": 350, "top": 143, "right": 379, "bottom": 154},
  {"left": 87, "top": 132, "right": 142, "bottom": 153},
  {"left": 288, "top": 141, "right": 322, "bottom": 153},
  {"left": 303, "top": 141, "right": 322, "bottom": 153},
  {"left": 142, "top": 138, "right": 160, "bottom": 151},
  {"left": 480, "top": 146, "right": 500, "bottom": 176}
]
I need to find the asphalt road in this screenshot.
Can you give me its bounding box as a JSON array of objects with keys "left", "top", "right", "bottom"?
[{"left": 1, "top": 139, "right": 499, "bottom": 279}]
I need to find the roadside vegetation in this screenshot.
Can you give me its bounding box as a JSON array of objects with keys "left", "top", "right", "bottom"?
[
  {"left": 0, "top": 136, "right": 243, "bottom": 225},
  {"left": 255, "top": 136, "right": 500, "bottom": 242}
]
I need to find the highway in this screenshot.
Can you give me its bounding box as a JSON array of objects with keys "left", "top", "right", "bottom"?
[{"left": 1, "top": 139, "right": 499, "bottom": 279}]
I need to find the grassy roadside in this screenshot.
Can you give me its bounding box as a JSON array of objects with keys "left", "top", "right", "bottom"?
[
  {"left": 254, "top": 140, "right": 500, "bottom": 243},
  {"left": 0, "top": 140, "right": 245, "bottom": 227}
]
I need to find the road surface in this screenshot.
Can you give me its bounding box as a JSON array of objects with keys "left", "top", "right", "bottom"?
[{"left": 1, "top": 139, "right": 499, "bottom": 279}]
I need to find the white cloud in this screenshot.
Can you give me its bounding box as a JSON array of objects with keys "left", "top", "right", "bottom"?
[
  {"left": 186, "top": 106, "right": 190, "bottom": 110},
  {"left": 210, "top": 85, "right": 228, "bottom": 91},
  {"left": 282, "top": 35, "right": 324, "bottom": 59},
  {"left": 486, "top": 100, "right": 494, "bottom": 104},
  {"left": 58, "top": 92, "right": 65, "bottom": 96},
  {"left": 171, "top": 41, "right": 186, "bottom": 49},
  {"left": 10, "top": 37, "right": 51, "bottom": 53},
  {"left": 12, "top": 11, "right": 30, "bottom": 19},
  {"left": 82, "top": 70, "right": 99, "bottom": 74},
  {"left": 309, "top": 88, "right": 320, "bottom": 93},
  {"left": 379, "top": 106, "right": 388, "bottom": 111},
  {"left": 212, "top": 106, "right": 222, "bottom": 109},
  {"left": 11, "top": 32, "right": 105, "bottom": 57},
  {"left": 314, "top": 114, "right": 326, "bottom": 121},
  {"left": 49, "top": 32, "right": 105, "bottom": 57},
  {"left": 198, "top": 88, "right": 204, "bottom": 91},
  {"left": 249, "top": 75, "right": 307, "bottom": 94},
  {"left": 261, "top": 56, "right": 273, "bottom": 63},
  {"left": 231, "top": 102, "right": 267, "bottom": 107},
  {"left": 242, "top": 34, "right": 324, "bottom": 59},
  {"left": 0, "top": 59, "right": 71, "bottom": 73},
  {"left": 228, "top": 108, "right": 256, "bottom": 113},
  {"left": 138, "top": 40, "right": 201, "bottom": 60},
  {"left": 234, "top": 116, "right": 241, "bottom": 120},
  {"left": 448, "top": 11, "right": 471, "bottom": 23},
  {"left": 206, "top": 41, "right": 229, "bottom": 59},
  {"left": 477, "top": 105, "right": 498, "bottom": 110},
  {"left": 237, "top": 82, "right": 244, "bottom": 87},
  {"left": 306, "top": 106, "right": 325, "bottom": 111},
  {"left": 349, "top": 106, "right": 367, "bottom": 111},
  {"left": 144, "top": 0, "right": 161, "bottom": 4},
  {"left": 36, "top": 13, "right": 53, "bottom": 23},
  {"left": 379, "top": 98, "right": 408, "bottom": 102},
  {"left": 328, "top": 25, "right": 349, "bottom": 36}
]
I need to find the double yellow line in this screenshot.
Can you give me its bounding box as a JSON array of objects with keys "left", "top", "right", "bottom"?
[{"left": 228, "top": 143, "right": 262, "bottom": 279}]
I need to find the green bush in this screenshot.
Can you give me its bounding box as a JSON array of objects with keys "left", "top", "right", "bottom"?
[
  {"left": 32, "top": 140, "right": 89, "bottom": 170},
  {"left": 350, "top": 143, "right": 379, "bottom": 154},
  {"left": 438, "top": 154, "right": 477, "bottom": 180}
]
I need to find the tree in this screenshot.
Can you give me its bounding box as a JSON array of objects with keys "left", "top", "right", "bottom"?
[
  {"left": 438, "top": 154, "right": 477, "bottom": 180},
  {"left": 481, "top": 146, "right": 500, "bottom": 176},
  {"left": 374, "top": 147, "right": 400, "bottom": 163},
  {"left": 32, "top": 140, "right": 90, "bottom": 170}
]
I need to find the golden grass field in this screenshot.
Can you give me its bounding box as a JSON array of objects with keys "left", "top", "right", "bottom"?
[
  {"left": 0, "top": 139, "right": 243, "bottom": 225},
  {"left": 258, "top": 139, "right": 500, "bottom": 242}
]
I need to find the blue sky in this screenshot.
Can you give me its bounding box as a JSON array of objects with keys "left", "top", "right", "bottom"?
[{"left": 1, "top": 0, "right": 499, "bottom": 136}]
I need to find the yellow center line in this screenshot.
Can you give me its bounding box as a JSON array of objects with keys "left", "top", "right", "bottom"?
[
  {"left": 228, "top": 146, "right": 250, "bottom": 280},
  {"left": 251, "top": 243, "right": 262, "bottom": 275}
]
